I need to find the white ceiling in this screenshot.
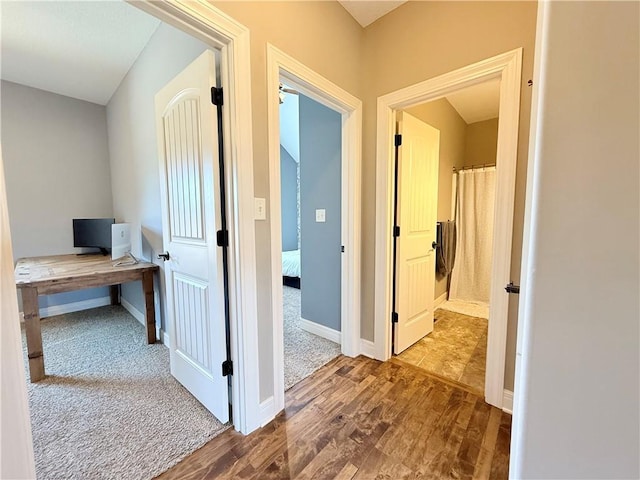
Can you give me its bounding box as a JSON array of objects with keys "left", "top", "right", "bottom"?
[
  {"left": 338, "top": 1, "right": 407, "bottom": 28},
  {"left": 0, "top": 1, "right": 161, "bottom": 106},
  {"left": 446, "top": 79, "right": 501, "bottom": 124}
]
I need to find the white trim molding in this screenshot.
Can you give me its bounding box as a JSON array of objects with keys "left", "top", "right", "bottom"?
[
  {"left": 359, "top": 339, "right": 377, "bottom": 359},
  {"left": 266, "top": 44, "right": 362, "bottom": 417},
  {"left": 20, "top": 296, "right": 111, "bottom": 320},
  {"left": 434, "top": 292, "right": 447, "bottom": 309},
  {"left": 131, "top": 0, "right": 260, "bottom": 435},
  {"left": 374, "top": 49, "right": 523, "bottom": 410},
  {"left": 162, "top": 329, "right": 170, "bottom": 348},
  {"left": 502, "top": 389, "right": 514, "bottom": 414},
  {"left": 120, "top": 296, "right": 165, "bottom": 343},
  {"left": 121, "top": 297, "right": 144, "bottom": 324},
  {"left": 299, "top": 318, "right": 341, "bottom": 344},
  {"left": 259, "top": 396, "right": 276, "bottom": 427}
]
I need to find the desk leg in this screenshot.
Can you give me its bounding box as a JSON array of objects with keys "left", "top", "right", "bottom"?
[
  {"left": 110, "top": 285, "right": 120, "bottom": 305},
  {"left": 23, "top": 287, "right": 45, "bottom": 382},
  {"left": 142, "top": 271, "right": 156, "bottom": 344}
]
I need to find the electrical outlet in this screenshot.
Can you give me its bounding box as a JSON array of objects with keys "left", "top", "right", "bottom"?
[{"left": 315, "top": 209, "right": 326, "bottom": 222}]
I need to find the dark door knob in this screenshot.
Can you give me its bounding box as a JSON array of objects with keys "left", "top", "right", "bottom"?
[
  {"left": 158, "top": 252, "right": 170, "bottom": 261},
  {"left": 432, "top": 241, "right": 438, "bottom": 249}
]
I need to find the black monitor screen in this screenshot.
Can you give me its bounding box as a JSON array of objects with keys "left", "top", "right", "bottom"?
[{"left": 73, "top": 218, "right": 115, "bottom": 254}]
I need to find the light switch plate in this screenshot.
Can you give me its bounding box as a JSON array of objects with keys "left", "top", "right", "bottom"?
[
  {"left": 315, "top": 209, "right": 326, "bottom": 222},
  {"left": 254, "top": 197, "right": 266, "bottom": 220}
]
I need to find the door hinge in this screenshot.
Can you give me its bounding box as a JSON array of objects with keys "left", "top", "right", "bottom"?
[
  {"left": 222, "top": 359, "right": 233, "bottom": 376},
  {"left": 393, "top": 225, "right": 400, "bottom": 237},
  {"left": 391, "top": 311, "right": 399, "bottom": 323},
  {"left": 394, "top": 134, "right": 402, "bottom": 147},
  {"left": 216, "top": 230, "right": 229, "bottom": 247},
  {"left": 341, "top": 245, "right": 345, "bottom": 253},
  {"left": 505, "top": 282, "right": 521, "bottom": 294},
  {"left": 211, "top": 86, "right": 223, "bottom": 106}
]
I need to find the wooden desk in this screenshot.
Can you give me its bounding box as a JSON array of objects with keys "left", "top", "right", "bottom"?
[{"left": 15, "top": 254, "right": 159, "bottom": 382}]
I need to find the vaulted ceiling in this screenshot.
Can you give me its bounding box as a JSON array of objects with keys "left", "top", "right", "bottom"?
[{"left": 0, "top": 1, "right": 160, "bottom": 105}]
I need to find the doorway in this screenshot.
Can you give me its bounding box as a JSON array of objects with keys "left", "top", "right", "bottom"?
[
  {"left": 278, "top": 81, "right": 342, "bottom": 390},
  {"left": 374, "top": 49, "right": 523, "bottom": 409},
  {"left": 392, "top": 81, "right": 501, "bottom": 394},
  {"left": 3, "top": 10, "right": 260, "bottom": 480},
  {"left": 265, "top": 44, "right": 362, "bottom": 421}
]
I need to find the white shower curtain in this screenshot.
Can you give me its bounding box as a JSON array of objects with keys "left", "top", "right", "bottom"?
[{"left": 449, "top": 167, "right": 496, "bottom": 312}]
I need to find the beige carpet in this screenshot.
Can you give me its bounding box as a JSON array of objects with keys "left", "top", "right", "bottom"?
[
  {"left": 21, "top": 305, "right": 229, "bottom": 480},
  {"left": 283, "top": 286, "right": 341, "bottom": 390}
]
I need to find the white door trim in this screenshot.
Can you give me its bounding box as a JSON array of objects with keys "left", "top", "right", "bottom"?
[
  {"left": 266, "top": 44, "right": 362, "bottom": 418},
  {"left": 131, "top": 0, "right": 260, "bottom": 434},
  {"left": 374, "top": 49, "right": 523, "bottom": 409}
]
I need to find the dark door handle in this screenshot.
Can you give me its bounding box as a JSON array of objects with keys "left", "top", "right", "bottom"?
[
  {"left": 432, "top": 241, "right": 438, "bottom": 249},
  {"left": 158, "top": 252, "right": 170, "bottom": 261},
  {"left": 505, "top": 282, "right": 520, "bottom": 294}
]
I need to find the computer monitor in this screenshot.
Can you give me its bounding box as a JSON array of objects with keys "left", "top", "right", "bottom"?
[
  {"left": 73, "top": 218, "right": 115, "bottom": 255},
  {"left": 111, "top": 223, "right": 131, "bottom": 261}
]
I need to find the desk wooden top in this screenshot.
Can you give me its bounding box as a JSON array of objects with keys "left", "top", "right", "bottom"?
[{"left": 15, "top": 254, "right": 159, "bottom": 294}]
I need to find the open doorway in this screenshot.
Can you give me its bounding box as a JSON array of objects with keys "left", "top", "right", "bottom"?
[
  {"left": 1, "top": 0, "right": 258, "bottom": 477},
  {"left": 278, "top": 82, "right": 341, "bottom": 389},
  {"left": 374, "top": 49, "right": 523, "bottom": 409},
  {"left": 265, "top": 44, "right": 362, "bottom": 421},
  {"left": 393, "top": 79, "right": 501, "bottom": 394}
]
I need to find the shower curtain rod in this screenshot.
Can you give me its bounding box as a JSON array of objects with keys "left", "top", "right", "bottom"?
[{"left": 452, "top": 163, "right": 496, "bottom": 172}]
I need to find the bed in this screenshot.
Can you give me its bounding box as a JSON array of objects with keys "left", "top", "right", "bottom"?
[{"left": 282, "top": 249, "right": 301, "bottom": 288}]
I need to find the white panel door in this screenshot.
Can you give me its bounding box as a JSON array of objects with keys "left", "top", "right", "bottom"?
[
  {"left": 394, "top": 112, "right": 440, "bottom": 354},
  {"left": 155, "top": 50, "right": 229, "bottom": 423}
]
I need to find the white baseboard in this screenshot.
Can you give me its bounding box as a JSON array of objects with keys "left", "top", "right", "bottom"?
[
  {"left": 28, "top": 296, "right": 111, "bottom": 319},
  {"left": 359, "top": 339, "right": 376, "bottom": 359},
  {"left": 161, "top": 329, "right": 170, "bottom": 348},
  {"left": 434, "top": 292, "right": 448, "bottom": 308},
  {"left": 259, "top": 396, "right": 276, "bottom": 427},
  {"left": 299, "top": 317, "right": 341, "bottom": 344},
  {"left": 121, "top": 297, "right": 161, "bottom": 341},
  {"left": 121, "top": 297, "right": 144, "bottom": 324},
  {"left": 503, "top": 389, "right": 513, "bottom": 414}
]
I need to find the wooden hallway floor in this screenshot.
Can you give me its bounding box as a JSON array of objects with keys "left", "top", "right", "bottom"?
[{"left": 156, "top": 355, "right": 511, "bottom": 480}]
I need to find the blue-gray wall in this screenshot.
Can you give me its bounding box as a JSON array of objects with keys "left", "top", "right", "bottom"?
[
  {"left": 280, "top": 146, "right": 298, "bottom": 251},
  {"left": 299, "top": 95, "right": 341, "bottom": 332}
]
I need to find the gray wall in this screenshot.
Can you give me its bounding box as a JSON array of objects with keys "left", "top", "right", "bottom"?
[
  {"left": 299, "top": 95, "right": 341, "bottom": 332},
  {"left": 1, "top": 80, "right": 113, "bottom": 309},
  {"left": 106, "top": 23, "right": 209, "bottom": 325},
  {"left": 513, "top": 1, "right": 639, "bottom": 478},
  {"left": 280, "top": 146, "right": 298, "bottom": 251}
]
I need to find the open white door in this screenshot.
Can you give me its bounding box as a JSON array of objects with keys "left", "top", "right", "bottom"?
[
  {"left": 155, "top": 50, "right": 229, "bottom": 423},
  {"left": 394, "top": 112, "right": 440, "bottom": 354}
]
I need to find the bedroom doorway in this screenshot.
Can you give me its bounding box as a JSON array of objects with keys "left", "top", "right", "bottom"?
[
  {"left": 266, "top": 44, "right": 362, "bottom": 420},
  {"left": 279, "top": 83, "right": 341, "bottom": 390}
]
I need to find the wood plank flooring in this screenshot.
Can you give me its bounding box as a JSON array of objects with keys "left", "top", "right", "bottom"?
[{"left": 156, "top": 355, "right": 511, "bottom": 480}]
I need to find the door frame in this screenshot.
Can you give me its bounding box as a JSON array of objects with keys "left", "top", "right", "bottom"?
[
  {"left": 374, "top": 49, "right": 523, "bottom": 408},
  {"left": 266, "top": 44, "right": 362, "bottom": 419},
  {"left": 132, "top": 0, "right": 260, "bottom": 434}
]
